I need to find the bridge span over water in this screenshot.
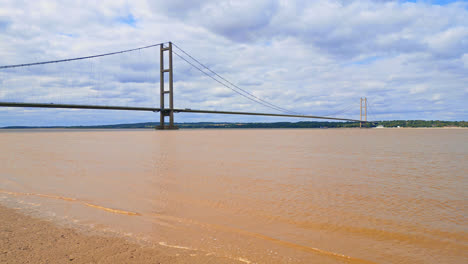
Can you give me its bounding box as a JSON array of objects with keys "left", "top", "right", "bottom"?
[{"left": 0, "top": 42, "right": 370, "bottom": 129}]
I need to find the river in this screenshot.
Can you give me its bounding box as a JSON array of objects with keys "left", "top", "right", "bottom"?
[{"left": 0, "top": 128, "right": 466, "bottom": 263}]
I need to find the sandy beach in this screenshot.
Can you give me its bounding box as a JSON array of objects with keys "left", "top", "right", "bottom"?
[{"left": 0, "top": 205, "right": 238, "bottom": 264}]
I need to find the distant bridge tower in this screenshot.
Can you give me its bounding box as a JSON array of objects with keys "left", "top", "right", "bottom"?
[
  {"left": 157, "top": 42, "right": 178, "bottom": 130},
  {"left": 360, "top": 97, "right": 367, "bottom": 128}
]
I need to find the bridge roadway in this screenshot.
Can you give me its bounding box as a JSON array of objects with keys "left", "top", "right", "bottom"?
[{"left": 0, "top": 102, "right": 366, "bottom": 123}]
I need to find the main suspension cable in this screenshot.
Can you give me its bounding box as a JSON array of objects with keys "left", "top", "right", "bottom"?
[
  {"left": 172, "top": 43, "right": 302, "bottom": 115},
  {"left": 0, "top": 42, "right": 168, "bottom": 69},
  {"left": 172, "top": 49, "right": 299, "bottom": 115}
]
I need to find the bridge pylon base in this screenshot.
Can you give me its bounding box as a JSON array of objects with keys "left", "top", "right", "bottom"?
[{"left": 155, "top": 125, "right": 179, "bottom": 130}]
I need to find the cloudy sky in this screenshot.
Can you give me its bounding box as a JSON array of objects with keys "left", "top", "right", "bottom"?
[{"left": 0, "top": 0, "right": 467, "bottom": 126}]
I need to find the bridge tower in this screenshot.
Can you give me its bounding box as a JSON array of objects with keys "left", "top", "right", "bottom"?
[
  {"left": 156, "top": 42, "right": 178, "bottom": 130},
  {"left": 360, "top": 97, "right": 367, "bottom": 128}
]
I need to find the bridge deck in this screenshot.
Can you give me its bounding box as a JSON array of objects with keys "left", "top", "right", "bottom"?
[{"left": 0, "top": 102, "right": 365, "bottom": 123}]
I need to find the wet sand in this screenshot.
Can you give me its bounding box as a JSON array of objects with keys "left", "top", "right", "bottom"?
[{"left": 0, "top": 204, "right": 240, "bottom": 264}]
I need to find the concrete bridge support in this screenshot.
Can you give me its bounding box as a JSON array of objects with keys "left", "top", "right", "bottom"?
[
  {"left": 360, "top": 97, "right": 367, "bottom": 128},
  {"left": 156, "top": 42, "right": 178, "bottom": 130}
]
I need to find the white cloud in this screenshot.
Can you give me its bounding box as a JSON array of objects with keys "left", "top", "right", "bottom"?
[
  {"left": 410, "top": 85, "right": 428, "bottom": 94},
  {"left": 426, "top": 27, "right": 468, "bottom": 57},
  {"left": 432, "top": 93, "right": 442, "bottom": 101},
  {"left": 462, "top": 53, "right": 468, "bottom": 68}
]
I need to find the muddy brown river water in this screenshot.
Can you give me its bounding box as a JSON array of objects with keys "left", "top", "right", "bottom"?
[{"left": 0, "top": 128, "right": 466, "bottom": 263}]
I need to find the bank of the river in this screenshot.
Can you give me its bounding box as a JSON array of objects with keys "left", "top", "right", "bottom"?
[{"left": 0, "top": 205, "right": 237, "bottom": 264}]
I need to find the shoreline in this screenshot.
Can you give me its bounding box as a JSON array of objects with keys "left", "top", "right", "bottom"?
[
  {"left": 0, "top": 204, "right": 237, "bottom": 264},
  {"left": 0, "top": 126, "right": 467, "bottom": 132}
]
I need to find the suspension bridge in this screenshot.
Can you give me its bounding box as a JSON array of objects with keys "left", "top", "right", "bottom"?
[{"left": 0, "top": 41, "right": 372, "bottom": 129}]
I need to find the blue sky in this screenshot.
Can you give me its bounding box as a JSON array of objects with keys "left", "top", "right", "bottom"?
[
  {"left": 118, "top": 14, "right": 136, "bottom": 27},
  {"left": 0, "top": 0, "right": 467, "bottom": 126}
]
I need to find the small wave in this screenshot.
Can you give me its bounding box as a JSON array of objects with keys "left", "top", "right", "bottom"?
[
  {"left": 149, "top": 213, "right": 376, "bottom": 264},
  {"left": 1, "top": 189, "right": 373, "bottom": 263},
  {"left": 158, "top": 241, "right": 253, "bottom": 263},
  {"left": 0, "top": 189, "right": 140, "bottom": 216}
]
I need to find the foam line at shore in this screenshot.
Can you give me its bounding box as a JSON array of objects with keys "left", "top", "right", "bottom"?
[
  {"left": 158, "top": 242, "right": 253, "bottom": 263},
  {"left": 0, "top": 189, "right": 140, "bottom": 216}
]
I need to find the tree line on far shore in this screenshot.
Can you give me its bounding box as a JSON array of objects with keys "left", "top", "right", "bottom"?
[
  {"left": 3, "top": 120, "right": 466, "bottom": 129},
  {"left": 175, "top": 120, "right": 467, "bottom": 129}
]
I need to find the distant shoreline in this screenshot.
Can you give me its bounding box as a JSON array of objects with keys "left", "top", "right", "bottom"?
[
  {"left": 1, "top": 120, "right": 466, "bottom": 130},
  {"left": 1, "top": 127, "right": 467, "bottom": 133}
]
